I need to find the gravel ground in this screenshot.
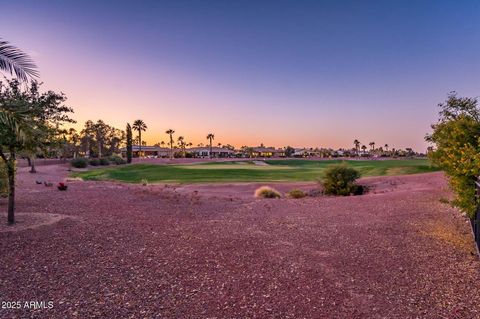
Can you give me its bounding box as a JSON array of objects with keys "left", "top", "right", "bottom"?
[{"left": 0, "top": 165, "right": 479, "bottom": 318}]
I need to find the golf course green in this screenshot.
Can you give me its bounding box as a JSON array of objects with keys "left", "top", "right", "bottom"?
[{"left": 73, "top": 159, "right": 439, "bottom": 183}]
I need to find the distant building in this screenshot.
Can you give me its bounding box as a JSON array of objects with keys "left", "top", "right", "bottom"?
[
  {"left": 251, "top": 147, "right": 285, "bottom": 157},
  {"left": 120, "top": 145, "right": 170, "bottom": 158},
  {"left": 293, "top": 148, "right": 318, "bottom": 157},
  {"left": 187, "top": 147, "right": 235, "bottom": 158}
]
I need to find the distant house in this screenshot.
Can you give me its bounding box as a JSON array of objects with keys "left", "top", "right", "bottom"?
[
  {"left": 188, "top": 147, "right": 235, "bottom": 158},
  {"left": 251, "top": 147, "right": 285, "bottom": 158},
  {"left": 120, "top": 145, "right": 170, "bottom": 158},
  {"left": 293, "top": 148, "right": 318, "bottom": 157}
]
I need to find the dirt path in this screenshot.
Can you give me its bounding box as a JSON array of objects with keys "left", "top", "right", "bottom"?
[{"left": 0, "top": 166, "right": 479, "bottom": 318}]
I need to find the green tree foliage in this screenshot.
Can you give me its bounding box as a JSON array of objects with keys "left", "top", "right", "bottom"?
[
  {"left": 284, "top": 146, "right": 295, "bottom": 157},
  {"left": 427, "top": 92, "right": 480, "bottom": 217},
  {"left": 321, "top": 163, "right": 361, "bottom": 196},
  {"left": 0, "top": 79, "right": 74, "bottom": 223},
  {"left": 126, "top": 123, "right": 133, "bottom": 163},
  {"left": 79, "top": 120, "right": 124, "bottom": 158}
]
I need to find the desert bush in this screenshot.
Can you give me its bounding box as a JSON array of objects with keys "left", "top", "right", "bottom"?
[
  {"left": 287, "top": 188, "right": 306, "bottom": 199},
  {"left": 0, "top": 161, "right": 7, "bottom": 197},
  {"left": 71, "top": 157, "right": 88, "bottom": 168},
  {"left": 427, "top": 93, "right": 480, "bottom": 217},
  {"left": 321, "top": 163, "right": 361, "bottom": 196},
  {"left": 254, "top": 186, "right": 281, "bottom": 198},
  {"left": 109, "top": 156, "right": 126, "bottom": 165},
  {"left": 99, "top": 158, "right": 110, "bottom": 166},
  {"left": 89, "top": 158, "right": 100, "bottom": 166}
]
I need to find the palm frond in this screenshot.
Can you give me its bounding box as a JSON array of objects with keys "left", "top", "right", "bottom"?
[
  {"left": 0, "top": 109, "right": 26, "bottom": 143},
  {"left": 0, "top": 39, "right": 39, "bottom": 81}
]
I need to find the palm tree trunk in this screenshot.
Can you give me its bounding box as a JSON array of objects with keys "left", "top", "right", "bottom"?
[
  {"left": 6, "top": 157, "right": 15, "bottom": 224},
  {"left": 209, "top": 140, "right": 212, "bottom": 159},
  {"left": 139, "top": 131, "right": 142, "bottom": 158}
]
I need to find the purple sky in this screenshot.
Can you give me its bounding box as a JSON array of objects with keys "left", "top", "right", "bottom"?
[{"left": 2, "top": 0, "right": 480, "bottom": 151}]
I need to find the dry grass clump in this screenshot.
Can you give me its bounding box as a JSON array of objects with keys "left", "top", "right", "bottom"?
[
  {"left": 287, "top": 188, "right": 306, "bottom": 199},
  {"left": 254, "top": 186, "right": 281, "bottom": 198}
]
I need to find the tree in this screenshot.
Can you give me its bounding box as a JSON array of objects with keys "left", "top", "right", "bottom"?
[
  {"left": 64, "top": 128, "right": 81, "bottom": 158},
  {"left": 361, "top": 145, "right": 367, "bottom": 153},
  {"left": 207, "top": 133, "right": 215, "bottom": 158},
  {"left": 80, "top": 120, "right": 124, "bottom": 157},
  {"left": 241, "top": 146, "right": 254, "bottom": 158},
  {"left": 384, "top": 144, "right": 389, "bottom": 153},
  {"left": 284, "top": 146, "right": 295, "bottom": 157},
  {"left": 132, "top": 119, "right": 147, "bottom": 157},
  {"left": 0, "top": 79, "right": 74, "bottom": 224},
  {"left": 165, "top": 129, "right": 175, "bottom": 159},
  {"left": 126, "top": 123, "right": 133, "bottom": 163},
  {"left": 93, "top": 120, "right": 109, "bottom": 158},
  {"left": 0, "top": 39, "right": 39, "bottom": 81},
  {"left": 369, "top": 142, "right": 375, "bottom": 151},
  {"left": 177, "top": 136, "right": 186, "bottom": 157},
  {"left": 353, "top": 139, "right": 360, "bottom": 155},
  {"left": 427, "top": 92, "right": 480, "bottom": 217}
]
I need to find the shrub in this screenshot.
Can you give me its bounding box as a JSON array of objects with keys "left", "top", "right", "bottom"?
[
  {"left": 99, "top": 158, "right": 110, "bottom": 166},
  {"left": 0, "top": 161, "right": 7, "bottom": 197},
  {"left": 254, "top": 186, "right": 281, "bottom": 198},
  {"left": 427, "top": 93, "right": 480, "bottom": 217},
  {"left": 109, "top": 155, "right": 126, "bottom": 165},
  {"left": 287, "top": 188, "right": 306, "bottom": 199},
  {"left": 89, "top": 158, "right": 100, "bottom": 166},
  {"left": 71, "top": 157, "right": 88, "bottom": 168},
  {"left": 321, "top": 163, "right": 361, "bottom": 196}
]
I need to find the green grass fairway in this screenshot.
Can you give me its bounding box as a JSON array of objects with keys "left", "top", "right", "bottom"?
[{"left": 73, "top": 159, "right": 439, "bottom": 184}]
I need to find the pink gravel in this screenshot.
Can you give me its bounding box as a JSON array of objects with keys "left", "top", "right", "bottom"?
[{"left": 0, "top": 165, "right": 479, "bottom": 318}]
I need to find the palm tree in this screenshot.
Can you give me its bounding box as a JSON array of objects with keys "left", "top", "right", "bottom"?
[
  {"left": 132, "top": 120, "right": 147, "bottom": 157},
  {"left": 384, "top": 144, "right": 389, "bottom": 153},
  {"left": 165, "top": 129, "right": 175, "bottom": 159},
  {"left": 0, "top": 40, "right": 38, "bottom": 224},
  {"left": 0, "top": 38, "right": 39, "bottom": 81},
  {"left": 353, "top": 139, "right": 360, "bottom": 156},
  {"left": 369, "top": 142, "right": 375, "bottom": 151},
  {"left": 361, "top": 145, "right": 367, "bottom": 154},
  {"left": 177, "top": 136, "right": 185, "bottom": 157},
  {"left": 206, "top": 133, "right": 215, "bottom": 158}
]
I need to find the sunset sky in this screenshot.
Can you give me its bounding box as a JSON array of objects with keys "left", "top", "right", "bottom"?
[{"left": 2, "top": 0, "right": 480, "bottom": 151}]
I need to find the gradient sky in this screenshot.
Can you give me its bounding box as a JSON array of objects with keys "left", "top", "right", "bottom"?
[{"left": 2, "top": 0, "right": 480, "bottom": 151}]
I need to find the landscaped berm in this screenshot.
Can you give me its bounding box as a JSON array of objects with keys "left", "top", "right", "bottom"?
[{"left": 2, "top": 160, "right": 480, "bottom": 318}]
